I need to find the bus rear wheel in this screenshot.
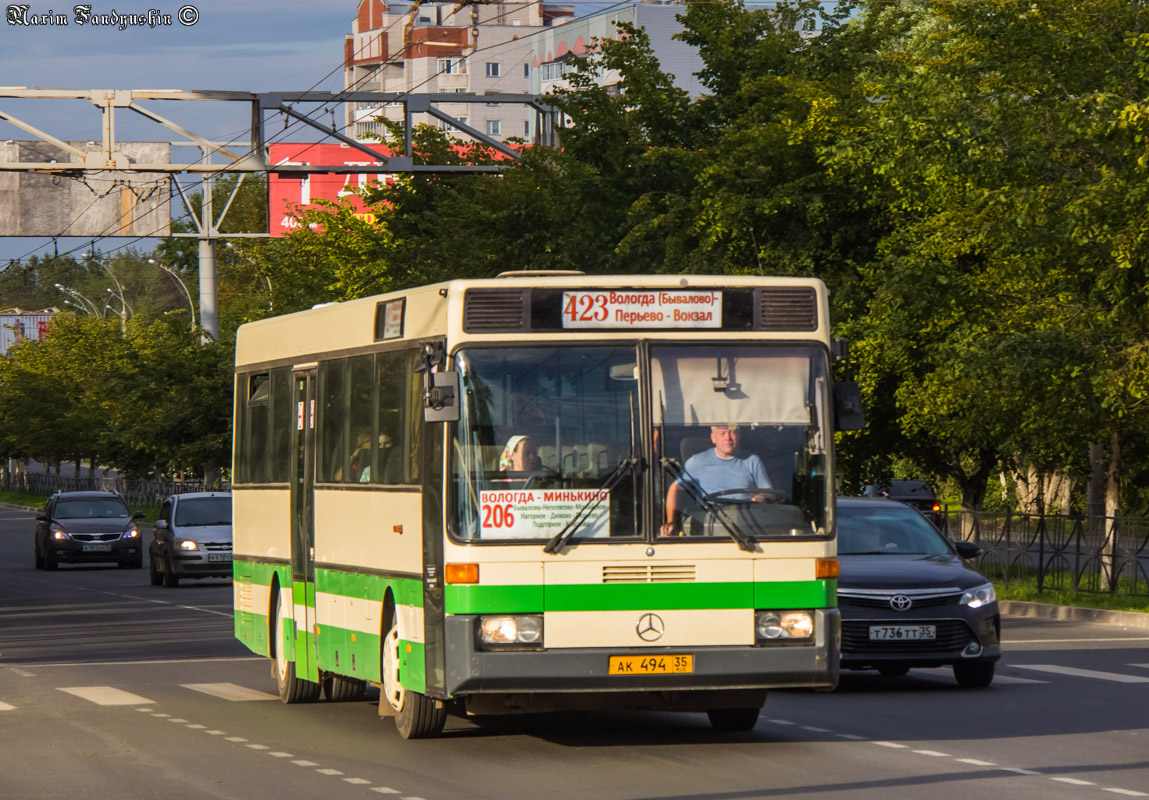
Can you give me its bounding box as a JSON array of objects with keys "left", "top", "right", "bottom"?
[
  {"left": 707, "top": 706, "right": 762, "bottom": 732},
  {"left": 274, "top": 596, "right": 320, "bottom": 704},
  {"left": 381, "top": 620, "right": 446, "bottom": 739},
  {"left": 324, "top": 675, "right": 367, "bottom": 702}
]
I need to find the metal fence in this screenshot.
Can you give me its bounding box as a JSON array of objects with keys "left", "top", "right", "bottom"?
[
  {"left": 940, "top": 510, "right": 1149, "bottom": 598},
  {"left": 0, "top": 471, "right": 229, "bottom": 513}
]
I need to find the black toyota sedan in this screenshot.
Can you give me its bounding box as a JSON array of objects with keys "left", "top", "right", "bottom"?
[{"left": 837, "top": 497, "right": 1001, "bottom": 687}]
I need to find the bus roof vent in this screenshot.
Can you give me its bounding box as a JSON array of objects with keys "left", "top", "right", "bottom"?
[
  {"left": 496, "top": 270, "right": 585, "bottom": 278},
  {"left": 464, "top": 289, "right": 527, "bottom": 332},
  {"left": 758, "top": 286, "right": 818, "bottom": 332}
]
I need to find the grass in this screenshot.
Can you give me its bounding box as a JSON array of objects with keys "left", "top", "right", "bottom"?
[
  {"left": 995, "top": 581, "right": 1149, "bottom": 614},
  {"left": 0, "top": 490, "right": 49, "bottom": 509}
]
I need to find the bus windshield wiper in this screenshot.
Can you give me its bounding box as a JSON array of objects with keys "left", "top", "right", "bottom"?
[
  {"left": 662, "top": 457, "right": 756, "bottom": 552},
  {"left": 543, "top": 457, "right": 641, "bottom": 553}
]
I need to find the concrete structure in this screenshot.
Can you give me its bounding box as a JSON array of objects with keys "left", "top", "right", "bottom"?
[{"left": 0, "top": 141, "right": 170, "bottom": 237}]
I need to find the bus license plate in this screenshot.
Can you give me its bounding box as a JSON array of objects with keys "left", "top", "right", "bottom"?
[
  {"left": 207, "top": 553, "right": 232, "bottom": 562},
  {"left": 83, "top": 544, "right": 111, "bottom": 552},
  {"left": 609, "top": 654, "right": 693, "bottom": 675},
  {"left": 869, "top": 625, "right": 936, "bottom": 640}
]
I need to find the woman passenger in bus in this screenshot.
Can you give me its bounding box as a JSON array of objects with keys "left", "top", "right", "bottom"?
[{"left": 499, "top": 434, "right": 542, "bottom": 472}]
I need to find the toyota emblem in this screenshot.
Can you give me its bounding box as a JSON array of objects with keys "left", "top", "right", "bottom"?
[
  {"left": 636, "top": 613, "right": 665, "bottom": 642},
  {"left": 889, "top": 594, "right": 913, "bottom": 611}
]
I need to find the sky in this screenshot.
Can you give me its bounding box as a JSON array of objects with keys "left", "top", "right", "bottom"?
[{"left": 0, "top": 0, "right": 364, "bottom": 268}]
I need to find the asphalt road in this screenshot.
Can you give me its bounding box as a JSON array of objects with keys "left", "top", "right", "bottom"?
[{"left": 2, "top": 503, "right": 1148, "bottom": 800}]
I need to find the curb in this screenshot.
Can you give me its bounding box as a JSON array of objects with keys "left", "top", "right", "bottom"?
[{"left": 1001, "top": 600, "right": 1149, "bottom": 629}]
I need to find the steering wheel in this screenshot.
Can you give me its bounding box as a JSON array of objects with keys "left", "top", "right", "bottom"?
[{"left": 706, "top": 488, "right": 785, "bottom": 505}]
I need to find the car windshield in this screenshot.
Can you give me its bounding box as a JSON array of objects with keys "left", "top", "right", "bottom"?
[
  {"left": 866, "top": 481, "right": 934, "bottom": 498},
  {"left": 55, "top": 498, "right": 129, "bottom": 518},
  {"left": 175, "top": 497, "right": 232, "bottom": 527},
  {"left": 838, "top": 503, "right": 951, "bottom": 556}
]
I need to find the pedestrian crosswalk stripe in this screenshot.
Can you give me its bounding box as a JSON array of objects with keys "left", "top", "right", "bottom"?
[
  {"left": 1012, "top": 665, "right": 1149, "bottom": 684},
  {"left": 992, "top": 675, "right": 1049, "bottom": 685},
  {"left": 58, "top": 687, "right": 155, "bottom": 705},
  {"left": 181, "top": 683, "right": 278, "bottom": 701}
]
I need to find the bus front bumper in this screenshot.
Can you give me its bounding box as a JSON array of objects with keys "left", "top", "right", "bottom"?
[{"left": 444, "top": 609, "right": 840, "bottom": 697}]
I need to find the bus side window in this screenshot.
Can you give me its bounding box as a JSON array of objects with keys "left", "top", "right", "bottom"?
[
  {"left": 376, "top": 350, "right": 412, "bottom": 484},
  {"left": 319, "top": 359, "right": 347, "bottom": 483}
]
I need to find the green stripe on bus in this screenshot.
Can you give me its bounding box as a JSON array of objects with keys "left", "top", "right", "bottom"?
[{"left": 445, "top": 580, "right": 836, "bottom": 613}]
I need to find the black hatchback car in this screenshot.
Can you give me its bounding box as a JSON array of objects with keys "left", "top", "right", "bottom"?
[
  {"left": 34, "top": 491, "right": 146, "bottom": 570},
  {"left": 837, "top": 498, "right": 1000, "bottom": 687}
]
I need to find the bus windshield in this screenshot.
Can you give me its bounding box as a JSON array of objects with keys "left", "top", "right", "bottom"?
[
  {"left": 452, "top": 345, "right": 642, "bottom": 542},
  {"left": 654, "top": 344, "right": 831, "bottom": 540}
]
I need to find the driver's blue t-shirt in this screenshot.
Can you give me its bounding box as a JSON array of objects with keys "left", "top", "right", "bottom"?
[{"left": 677, "top": 449, "right": 772, "bottom": 498}]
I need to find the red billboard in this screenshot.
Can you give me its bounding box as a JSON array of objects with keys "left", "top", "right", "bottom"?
[{"left": 268, "top": 143, "right": 397, "bottom": 237}]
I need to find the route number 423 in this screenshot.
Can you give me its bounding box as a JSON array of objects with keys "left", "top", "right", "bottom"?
[{"left": 563, "top": 293, "right": 609, "bottom": 323}]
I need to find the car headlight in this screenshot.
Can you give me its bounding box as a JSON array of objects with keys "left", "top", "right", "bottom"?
[
  {"left": 959, "top": 583, "right": 997, "bottom": 608},
  {"left": 177, "top": 539, "right": 198, "bottom": 551},
  {"left": 123, "top": 527, "right": 140, "bottom": 539},
  {"left": 50, "top": 523, "right": 71, "bottom": 540},
  {"left": 478, "top": 615, "right": 543, "bottom": 648},
  {"left": 756, "top": 610, "right": 815, "bottom": 643}
]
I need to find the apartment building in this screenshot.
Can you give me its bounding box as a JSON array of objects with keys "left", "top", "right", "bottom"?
[
  {"left": 344, "top": 1, "right": 704, "bottom": 145},
  {"left": 344, "top": 1, "right": 575, "bottom": 143}
]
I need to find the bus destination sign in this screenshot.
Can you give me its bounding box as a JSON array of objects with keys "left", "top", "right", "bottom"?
[{"left": 561, "top": 290, "right": 723, "bottom": 329}]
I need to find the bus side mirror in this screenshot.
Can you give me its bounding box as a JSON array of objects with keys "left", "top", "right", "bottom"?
[
  {"left": 424, "top": 371, "right": 460, "bottom": 423},
  {"left": 833, "top": 381, "right": 865, "bottom": 432}
]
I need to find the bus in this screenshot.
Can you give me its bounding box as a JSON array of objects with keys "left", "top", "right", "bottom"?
[{"left": 232, "top": 273, "right": 862, "bottom": 738}]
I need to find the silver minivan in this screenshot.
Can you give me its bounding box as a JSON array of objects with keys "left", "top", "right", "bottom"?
[{"left": 148, "top": 491, "right": 233, "bottom": 587}]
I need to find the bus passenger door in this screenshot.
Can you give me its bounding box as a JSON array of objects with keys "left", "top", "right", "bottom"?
[{"left": 290, "top": 368, "right": 319, "bottom": 683}]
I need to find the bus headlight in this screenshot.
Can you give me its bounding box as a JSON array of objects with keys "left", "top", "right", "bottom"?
[
  {"left": 478, "top": 615, "right": 543, "bottom": 649},
  {"left": 756, "top": 610, "right": 815, "bottom": 643}
]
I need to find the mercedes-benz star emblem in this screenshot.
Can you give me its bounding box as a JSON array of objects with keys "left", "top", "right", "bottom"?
[
  {"left": 636, "top": 613, "right": 665, "bottom": 642},
  {"left": 889, "top": 594, "right": 913, "bottom": 611}
]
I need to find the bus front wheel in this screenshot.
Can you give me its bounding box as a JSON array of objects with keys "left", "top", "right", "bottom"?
[
  {"left": 274, "top": 596, "right": 320, "bottom": 704},
  {"left": 382, "top": 620, "right": 446, "bottom": 739}
]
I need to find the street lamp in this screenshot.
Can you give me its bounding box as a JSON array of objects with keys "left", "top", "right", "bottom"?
[
  {"left": 53, "top": 283, "right": 101, "bottom": 317},
  {"left": 148, "top": 258, "right": 196, "bottom": 332}
]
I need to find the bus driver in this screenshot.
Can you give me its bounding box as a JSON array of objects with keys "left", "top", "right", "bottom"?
[{"left": 660, "top": 425, "right": 772, "bottom": 537}]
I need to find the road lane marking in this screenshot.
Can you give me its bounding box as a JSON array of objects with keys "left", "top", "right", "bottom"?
[
  {"left": 293, "top": 760, "right": 319, "bottom": 767},
  {"left": 801, "top": 726, "right": 831, "bottom": 732},
  {"left": 268, "top": 752, "right": 293, "bottom": 758},
  {"left": 1051, "top": 777, "right": 1095, "bottom": 786},
  {"left": 21, "top": 657, "right": 261, "bottom": 668},
  {"left": 58, "top": 687, "right": 155, "bottom": 705},
  {"left": 1013, "top": 665, "right": 1149, "bottom": 683},
  {"left": 836, "top": 734, "right": 867, "bottom": 740},
  {"left": 1129, "top": 664, "right": 1149, "bottom": 670},
  {"left": 225, "top": 737, "right": 247, "bottom": 742},
  {"left": 1003, "top": 768, "right": 1041, "bottom": 775},
  {"left": 0, "top": 701, "right": 15, "bottom": 711},
  {"left": 345, "top": 778, "right": 371, "bottom": 785},
  {"left": 1006, "top": 638, "right": 1149, "bottom": 643},
  {"left": 370, "top": 789, "right": 400, "bottom": 795},
  {"left": 1103, "top": 788, "right": 1149, "bottom": 797},
  {"left": 990, "top": 675, "right": 1049, "bottom": 685},
  {"left": 317, "top": 768, "right": 344, "bottom": 776},
  {"left": 6, "top": 668, "right": 35, "bottom": 677},
  {"left": 913, "top": 750, "right": 950, "bottom": 757},
  {"left": 181, "top": 683, "right": 279, "bottom": 701},
  {"left": 766, "top": 719, "right": 795, "bottom": 725},
  {"left": 956, "top": 759, "right": 996, "bottom": 766},
  {"left": 872, "top": 741, "right": 908, "bottom": 749}
]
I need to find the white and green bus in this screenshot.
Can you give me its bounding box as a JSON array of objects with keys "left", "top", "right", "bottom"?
[{"left": 232, "top": 273, "right": 862, "bottom": 738}]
